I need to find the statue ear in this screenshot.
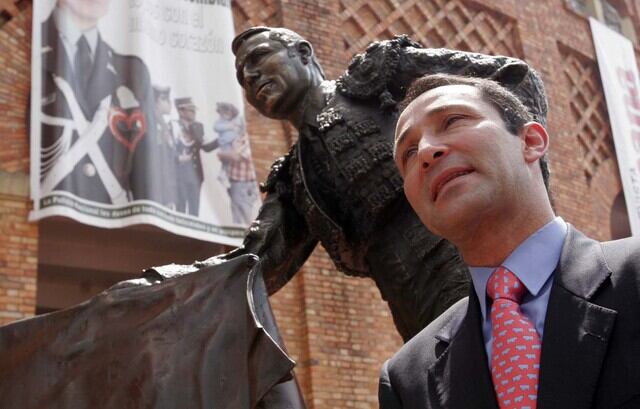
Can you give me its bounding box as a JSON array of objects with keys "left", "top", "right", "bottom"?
[{"left": 296, "top": 41, "right": 313, "bottom": 64}]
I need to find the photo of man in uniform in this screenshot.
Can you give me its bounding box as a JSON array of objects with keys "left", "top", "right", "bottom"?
[
  {"left": 38, "top": 0, "right": 164, "bottom": 205},
  {"left": 170, "top": 97, "right": 218, "bottom": 216},
  {"left": 153, "top": 84, "right": 179, "bottom": 210}
]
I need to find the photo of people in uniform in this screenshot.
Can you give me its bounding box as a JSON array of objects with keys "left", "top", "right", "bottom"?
[
  {"left": 152, "top": 84, "right": 179, "bottom": 210},
  {"left": 165, "top": 97, "right": 218, "bottom": 216},
  {"left": 31, "top": 0, "right": 260, "bottom": 243}
]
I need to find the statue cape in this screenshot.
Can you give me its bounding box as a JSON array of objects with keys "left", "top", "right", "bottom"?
[{"left": 0, "top": 255, "right": 300, "bottom": 409}]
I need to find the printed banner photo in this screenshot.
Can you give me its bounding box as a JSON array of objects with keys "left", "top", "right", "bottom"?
[
  {"left": 590, "top": 18, "right": 640, "bottom": 236},
  {"left": 29, "top": 0, "right": 260, "bottom": 245}
]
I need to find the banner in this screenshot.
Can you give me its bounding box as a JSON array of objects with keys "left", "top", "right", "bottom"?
[
  {"left": 590, "top": 18, "right": 640, "bottom": 236},
  {"left": 29, "top": 0, "right": 260, "bottom": 245}
]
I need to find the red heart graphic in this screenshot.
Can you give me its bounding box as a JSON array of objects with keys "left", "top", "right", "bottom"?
[{"left": 108, "top": 107, "right": 147, "bottom": 152}]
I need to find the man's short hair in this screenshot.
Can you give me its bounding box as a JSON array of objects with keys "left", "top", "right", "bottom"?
[
  {"left": 232, "top": 26, "right": 325, "bottom": 80},
  {"left": 399, "top": 73, "right": 551, "bottom": 193}
]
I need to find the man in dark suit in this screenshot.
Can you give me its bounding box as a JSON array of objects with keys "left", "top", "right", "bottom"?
[
  {"left": 170, "top": 97, "right": 218, "bottom": 216},
  {"left": 379, "top": 73, "right": 640, "bottom": 408},
  {"left": 39, "top": 0, "right": 165, "bottom": 205}
]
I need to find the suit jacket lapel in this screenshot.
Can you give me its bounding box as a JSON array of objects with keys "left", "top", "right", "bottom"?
[
  {"left": 84, "top": 35, "right": 117, "bottom": 116},
  {"left": 41, "top": 16, "right": 78, "bottom": 118},
  {"left": 42, "top": 17, "right": 73, "bottom": 83},
  {"left": 537, "top": 225, "right": 617, "bottom": 409},
  {"left": 41, "top": 16, "right": 92, "bottom": 119},
  {"left": 428, "top": 291, "right": 499, "bottom": 409}
]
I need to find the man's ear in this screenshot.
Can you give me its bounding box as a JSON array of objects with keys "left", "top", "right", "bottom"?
[
  {"left": 521, "top": 122, "right": 549, "bottom": 164},
  {"left": 296, "top": 41, "right": 313, "bottom": 64}
]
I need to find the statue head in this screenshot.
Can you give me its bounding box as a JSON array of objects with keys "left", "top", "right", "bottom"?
[{"left": 232, "top": 27, "right": 325, "bottom": 120}]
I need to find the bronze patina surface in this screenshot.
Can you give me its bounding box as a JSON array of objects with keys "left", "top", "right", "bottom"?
[
  {"left": 217, "top": 27, "right": 547, "bottom": 341},
  {"left": 0, "top": 255, "right": 304, "bottom": 409}
]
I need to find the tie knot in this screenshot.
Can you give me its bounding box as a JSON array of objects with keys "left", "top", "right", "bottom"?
[
  {"left": 77, "top": 35, "right": 90, "bottom": 51},
  {"left": 486, "top": 267, "right": 526, "bottom": 303}
]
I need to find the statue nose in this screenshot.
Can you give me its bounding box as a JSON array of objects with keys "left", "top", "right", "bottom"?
[{"left": 244, "top": 67, "right": 260, "bottom": 85}]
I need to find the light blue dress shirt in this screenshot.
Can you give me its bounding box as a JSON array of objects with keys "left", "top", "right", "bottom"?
[{"left": 468, "top": 217, "right": 568, "bottom": 365}]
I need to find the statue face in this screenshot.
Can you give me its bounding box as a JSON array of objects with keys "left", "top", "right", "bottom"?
[{"left": 235, "top": 32, "right": 312, "bottom": 119}]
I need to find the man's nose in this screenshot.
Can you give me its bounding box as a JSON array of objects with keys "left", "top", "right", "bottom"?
[{"left": 417, "top": 138, "right": 448, "bottom": 169}]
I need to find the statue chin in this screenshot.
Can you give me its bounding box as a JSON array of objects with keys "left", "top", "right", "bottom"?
[{"left": 257, "top": 103, "right": 289, "bottom": 121}]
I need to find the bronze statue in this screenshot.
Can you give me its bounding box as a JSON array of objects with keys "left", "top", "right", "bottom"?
[
  {"left": 215, "top": 27, "right": 548, "bottom": 342},
  {"left": 0, "top": 255, "right": 304, "bottom": 409},
  {"left": 0, "top": 29, "right": 549, "bottom": 408}
]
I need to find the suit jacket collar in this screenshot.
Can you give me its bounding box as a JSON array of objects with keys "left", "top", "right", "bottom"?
[
  {"left": 551, "top": 224, "right": 611, "bottom": 299},
  {"left": 42, "top": 15, "right": 73, "bottom": 84},
  {"left": 537, "top": 225, "right": 617, "bottom": 409},
  {"left": 85, "top": 33, "right": 117, "bottom": 113},
  {"left": 429, "top": 291, "right": 499, "bottom": 409},
  {"left": 428, "top": 225, "right": 616, "bottom": 409}
]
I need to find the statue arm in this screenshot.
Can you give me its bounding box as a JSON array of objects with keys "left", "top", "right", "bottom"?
[
  {"left": 337, "top": 36, "right": 546, "bottom": 122},
  {"left": 391, "top": 45, "right": 527, "bottom": 93},
  {"left": 392, "top": 45, "right": 547, "bottom": 123},
  {"left": 213, "top": 152, "right": 318, "bottom": 294}
]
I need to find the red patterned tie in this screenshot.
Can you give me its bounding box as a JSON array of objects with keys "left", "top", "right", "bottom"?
[{"left": 487, "top": 267, "right": 541, "bottom": 409}]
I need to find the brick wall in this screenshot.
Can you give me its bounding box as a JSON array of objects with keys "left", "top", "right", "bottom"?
[
  {"left": 0, "top": 0, "right": 35, "bottom": 325},
  {"left": 1, "top": 0, "right": 637, "bottom": 407}
]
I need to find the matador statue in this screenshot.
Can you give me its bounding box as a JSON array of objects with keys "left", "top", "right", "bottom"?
[
  {"left": 214, "top": 27, "right": 549, "bottom": 342},
  {"left": 0, "top": 28, "right": 549, "bottom": 409}
]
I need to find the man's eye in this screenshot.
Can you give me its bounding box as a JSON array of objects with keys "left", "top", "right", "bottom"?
[
  {"left": 444, "top": 115, "right": 465, "bottom": 129},
  {"left": 402, "top": 146, "right": 418, "bottom": 164}
]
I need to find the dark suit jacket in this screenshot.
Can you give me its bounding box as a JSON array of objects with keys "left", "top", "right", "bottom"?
[
  {"left": 40, "top": 13, "right": 165, "bottom": 204},
  {"left": 172, "top": 120, "right": 219, "bottom": 186},
  {"left": 379, "top": 225, "right": 640, "bottom": 409}
]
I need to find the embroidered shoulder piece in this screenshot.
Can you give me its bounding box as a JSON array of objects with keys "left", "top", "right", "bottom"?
[
  {"left": 260, "top": 145, "right": 295, "bottom": 194},
  {"left": 336, "top": 35, "right": 420, "bottom": 109}
]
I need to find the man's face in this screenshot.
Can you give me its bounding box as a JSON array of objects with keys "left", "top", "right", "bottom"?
[
  {"left": 59, "top": 0, "right": 110, "bottom": 26},
  {"left": 178, "top": 107, "right": 196, "bottom": 122},
  {"left": 394, "top": 84, "right": 528, "bottom": 240},
  {"left": 235, "top": 32, "right": 311, "bottom": 119}
]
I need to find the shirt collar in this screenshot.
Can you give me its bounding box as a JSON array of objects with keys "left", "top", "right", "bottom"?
[
  {"left": 469, "top": 216, "right": 568, "bottom": 321},
  {"left": 54, "top": 7, "right": 99, "bottom": 58}
]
